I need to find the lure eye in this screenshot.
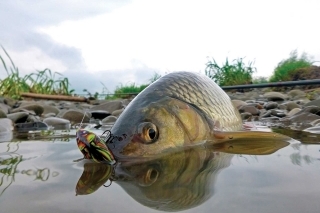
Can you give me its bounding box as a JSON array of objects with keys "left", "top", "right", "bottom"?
[{"left": 138, "top": 122, "right": 159, "bottom": 144}]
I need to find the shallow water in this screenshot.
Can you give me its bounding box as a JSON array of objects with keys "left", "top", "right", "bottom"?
[{"left": 0, "top": 129, "right": 320, "bottom": 213}]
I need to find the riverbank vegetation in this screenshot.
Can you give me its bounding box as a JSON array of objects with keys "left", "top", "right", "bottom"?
[
  {"left": 0, "top": 46, "right": 73, "bottom": 99},
  {"left": 269, "top": 50, "right": 313, "bottom": 82},
  {"left": 205, "top": 57, "right": 256, "bottom": 86},
  {"left": 0, "top": 46, "right": 318, "bottom": 100}
]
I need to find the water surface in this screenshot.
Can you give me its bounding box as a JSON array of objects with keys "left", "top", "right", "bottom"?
[{"left": 0, "top": 129, "right": 320, "bottom": 213}]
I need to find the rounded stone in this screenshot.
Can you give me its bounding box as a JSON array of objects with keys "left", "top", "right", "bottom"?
[
  {"left": 260, "top": 110, "right": 272, "bottom": 118},
  {"left": 41, "top": 104, "right": 60, "bottom": 115},
  {"left": 112, "top": 109, "right": 124, "bottom": 117},
  {"left": 285, "top": 101, "right": 301, "bottom": 111},
  {"left": 60, "top": 110, "right": 91, "bottom": 124},
  {"left": 0, "top": 109, "right": 7, "bottom": 118},
  {"left": 0, "top": 103, "right": 10, "bottom": 114},
  {"left": 238, "top": 105, "right": 260, "bottom": 116},
  {"left": 263, "top": 92, "right": 287, "bottom": 101},
  {"left": 310, "top": 119, "right": 320, "bottom": 126},
  {"left": 270, "top": 109, "right": 286, "bottom": 118},
  {"left": 11, "top": 104, "right": 44, "bottom": 116},
  {"left": 305, "top": 99, "right": 320, "bottom": 107},
  {"left": 90, "top": 100, "right": 124, "bottom": 113},
  {"left": 287, "top": 89, "right": 306, "bottom": 100},
  {"left": 0, "top": 118, "right": 13, "bottom": 131},
  {"left": 232, "top": 100, "right": 248, "bottom": 109},
  {"left": 287, "top": 108, "right": 301, "bottom": 117},
  {"left": 43, "top": 117, "right": 71, "bottom": 130},
  {"left": 264, "top": 102, "right": 278, "bottom": 110},
  {"left": 7, "top": 112, "right": 29, "bottom": 123},
  {"left": 43, "top": 112, "right": 57, "bottom": 118},
  {"left": 101, "top": 115, "right": 117, "bottom": 124}
]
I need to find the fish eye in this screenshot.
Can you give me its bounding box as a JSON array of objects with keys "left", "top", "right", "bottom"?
[{"left": 138, "top": 122, "right": 159, "bottom": 143}]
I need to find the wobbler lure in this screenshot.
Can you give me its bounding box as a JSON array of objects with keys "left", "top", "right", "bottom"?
[{"left": 76, "top": 129, "right": 116, "bottom": 165}]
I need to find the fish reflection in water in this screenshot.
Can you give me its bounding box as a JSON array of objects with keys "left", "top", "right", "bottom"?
[{"left": 75, "top": 138, "right": 289, "bottom": 211}]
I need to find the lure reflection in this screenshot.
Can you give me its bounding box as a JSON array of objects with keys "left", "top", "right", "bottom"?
[
  {"left": 75, "top": 138, "right": 289, "bottom": 211},
  {"left": 76, "top": 129, "right": 116, "bottom": 164}
]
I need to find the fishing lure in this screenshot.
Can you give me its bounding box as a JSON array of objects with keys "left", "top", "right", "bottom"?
[{"left": 76, "top": 128, "right": 116, "bottom": 165}]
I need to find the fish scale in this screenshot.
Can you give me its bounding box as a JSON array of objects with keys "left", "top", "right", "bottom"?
[{"left": 151, "top": 72, "right": 242, "bottom": 131}]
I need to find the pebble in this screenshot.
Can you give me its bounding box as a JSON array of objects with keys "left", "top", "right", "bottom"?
[
  {"left": 43, "top": 117, "right": 71, "bottom": 130},
  {"left": 264, "top": 92, "right": 287, "bottom": 101},
  {"left": 101, "top": 115, "right": 118, "bottom": 124},
  {"left": 90, "top": 100, "right": 124, "bottom": 113},
  {"left": 112, "top": 109, "right": 125, "bottom": 117},
  {"left": 60, "top": 110, "right": 91, "bottom": 124}
]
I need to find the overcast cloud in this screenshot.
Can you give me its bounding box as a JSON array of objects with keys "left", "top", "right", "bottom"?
[{"left": 1, "top": 0, "right": 320, "bottom": 94}]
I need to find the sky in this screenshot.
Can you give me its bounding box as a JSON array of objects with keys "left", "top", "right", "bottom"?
[{"left": 1, "top": 0, "right": 320, "bottom": 94}]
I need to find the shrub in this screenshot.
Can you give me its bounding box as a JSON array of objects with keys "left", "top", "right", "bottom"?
[
  {"left": 205, "top": 57, "right": 256, "bottom": 86},
  {"left": 269, "top": 50, "right": 313, "bottom": 82}
]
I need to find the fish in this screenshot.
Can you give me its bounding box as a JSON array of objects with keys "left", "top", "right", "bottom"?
[
  {"left": 76, "top": 129, "right": 116, "bottom": 164},
  {"left": 109, "top": 71, "right": 290, "bottom": 158}
]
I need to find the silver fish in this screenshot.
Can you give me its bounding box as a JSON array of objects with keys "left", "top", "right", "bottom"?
[{"left": 109, "top": 71, "right": 289, "bottom": 158}]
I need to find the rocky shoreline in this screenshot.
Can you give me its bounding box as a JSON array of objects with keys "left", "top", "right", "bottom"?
[{"left": 1, "top": 87, "right": 320, "bottom": 141}]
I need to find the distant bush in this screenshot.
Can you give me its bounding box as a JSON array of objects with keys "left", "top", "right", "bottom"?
[
  {"left": 205, "top": 57, "right": 256, "bottom": 86},
  {"left": 269, "top": 50, "right": 313, "bottom": 82},
  {"left": 105, "top": 72, "right": 162, "bottom": 99},
  {"left": 253, "top": 76, "right": 269, "bottom": 84}
]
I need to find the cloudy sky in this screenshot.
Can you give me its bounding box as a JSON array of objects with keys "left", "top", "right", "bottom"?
[{"left": 1, "top": 0, "right": 319, "bottom": 94}]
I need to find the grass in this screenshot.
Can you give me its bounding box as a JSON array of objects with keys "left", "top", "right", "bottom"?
[
  {"left": 0, "top": 46, "right": 74, "bottom": 99},
  {"left": 269, "top": 50, "right": 313, "bottom": 82},
  {"left": 105, "top": 72, "right": 162, "bottom": 99},
  {"left": 205, "top": 57, "right": 256, "bottom": 86}
]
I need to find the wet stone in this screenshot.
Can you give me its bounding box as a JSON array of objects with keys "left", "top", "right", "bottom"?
[
  {"left": 15, "top": 121, "right": 49, "bottom": 133},
  {"left": 287, "top": 108, "right": 301, "bottom": 117},
  {"left": 285, "top": 101, "right": 301, "bottom": 111},
  {"left": 43, "top": 112, "right": 57, "bottom": 118},
  {"left": 11, "top": 104, "right": 44, "bottom": 116},
  {"left": 112, "top": 109, "right": 124, "bottom": 117},
  {"left": 287, "top": 89, "right": 306, "bottom": 100},
  {"left": 43, "top": 117, "right": 71, "bottom": 130},
  {"left": 101, "top": 115, "right": 117, "bottom": 124},
  {"left": 0, "top": 118, "right": 13, "bottom": 131},
  {"left": 7, "top": 112, "right": 29, "bottom": 123},
  {"left": 238, "top": 105, "right": 260, "bottom": 116},
  {"left": 310, "top": 119, "right": 320, "bottom": 126},
  {"left": 41, "top": 104, "right": 60, "bottom": 115},
  {"left": 264, "top": 102, "right": 278, "bottom": 110},
  {"left": 90, "top": 100, "right": 124, "bottom": 113},
  {"left": 260, "top": 110, "right": 272, "bottom": 118},
  {"left": 0, "top": 109, "right": 7, "bottom": 118},
  {"left": 305, "top": 99, "right": 320, "bottom": 107},
  {"left": 295, "top": 98, "right": 310, "bottom": 105},
  {"left": 270, "top": 109, "right": 286, "bottom": 118},
  {"left": 264, "top": 92, "right": 287, "bottom": 101},
  {"left": 0, "top": 103, "right": 10, "bottom": 114},
  {"left": 247, "top": 103, "right": 263, "bottom": 109},
  {"left": 60, "top": 110, "right": 91, "bottom": 124}
]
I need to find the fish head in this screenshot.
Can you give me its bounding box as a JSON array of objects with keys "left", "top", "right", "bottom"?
[{"left": 109, "top": 97, "right": 210, "bottom": 158}]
